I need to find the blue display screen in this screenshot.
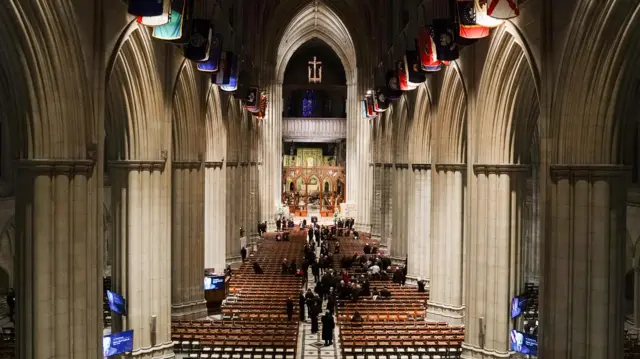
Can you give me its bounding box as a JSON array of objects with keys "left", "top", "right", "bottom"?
[
  {"left": 204, "top": 275, "right": 225, "bottom": 290},
  {"left": 511, "top": 296, "right": 527, "bottom": 318},
  {"left": 106, "top": 290, "right": 127, "bottom": 316},
  {"left": 103, "top": 330, "right": 134, "bottom": 358},
  {"left": 510, "top": 329, "right": 538, "bottom": 356}
]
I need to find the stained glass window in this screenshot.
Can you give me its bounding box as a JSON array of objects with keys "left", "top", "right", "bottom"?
[{"left": 302, "top": 90, "right": 315, "bottom": 117}]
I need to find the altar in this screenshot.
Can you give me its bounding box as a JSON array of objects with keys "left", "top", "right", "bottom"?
[{"left": 282, "top": 165, "right": 346, "bottom": 217}]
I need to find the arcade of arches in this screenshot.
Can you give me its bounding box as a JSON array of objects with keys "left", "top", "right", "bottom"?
[{"left": 0, "top": 0, "right": 639, "bottom": 358}]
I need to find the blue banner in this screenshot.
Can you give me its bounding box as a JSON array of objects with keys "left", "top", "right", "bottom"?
[
  {"left": 510, "top": 330, "right": 538, "bottom": 356},
  {"left": 204, "top": 276, "right": 225, "bottom": 290},
  {"left": 106, "top": 290, "right": 127, "bottom": 316},
  {"left": 103, "top": 330, "right": 134, "bottom": 358}
]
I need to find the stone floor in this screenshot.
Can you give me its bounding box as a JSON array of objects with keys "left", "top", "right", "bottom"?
[{"left": 297, "top": 266, "right": 341, "bottom": 359}]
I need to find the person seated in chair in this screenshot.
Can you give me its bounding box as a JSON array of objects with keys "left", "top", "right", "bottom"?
[
  {"left": 253, "top": 261, "right": 264, "bottom": 274},
  {"left": 276, "top": 234, "right": 282, "bottom": 242},
  {"left": 417, "top": 277, "right": 426, "bottom": 292},
  {"left": 350, "top": 310, "right": 364, "bottom": 323},
  {"left": 379, "top": 286, "right": 392, "bottom": 298},
  {"left": 281, "top": 259, "right": 289, "bottom": 274},
  {"left": 363, "top": 243, "right": 371, "bottom": 254}
]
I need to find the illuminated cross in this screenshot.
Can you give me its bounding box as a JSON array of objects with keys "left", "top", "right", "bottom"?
[{"left": 308, "top": 56, "right": 323, "bottom": 84}]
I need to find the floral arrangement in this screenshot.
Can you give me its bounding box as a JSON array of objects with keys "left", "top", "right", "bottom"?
[{"left": 275, "top": 203, "right": 289, "bottom": 220}]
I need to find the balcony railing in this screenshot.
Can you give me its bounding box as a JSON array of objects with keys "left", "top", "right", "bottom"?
[{"left": 282, "top": 117, "right": 346, "bottom": 142}]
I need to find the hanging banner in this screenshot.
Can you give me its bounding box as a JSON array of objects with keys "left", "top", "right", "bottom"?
[
  {"left": 137, "top": 0, "right": 171, "bottom": 27},
  {"left": 184, "top": 19, "right": 213, "bottom": 62},
  {"left": 152, "top": 0, "right": 186, "bottom": 40},
  {"left": 128, "top": 0, "right": 165, "bottom": 17}
]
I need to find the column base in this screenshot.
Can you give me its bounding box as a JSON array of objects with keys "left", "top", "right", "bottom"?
[
  {"left": 131, "top": 341, "right": 176, "bottom": 359},
  {"left": 405, "top": 275, "right": 429, "bottom": 287},
  {"left": 226, "top": 255, "right": 243, "bottom": 267},
  {"left": 172, "top": 300, "right": 208, "bottom": 320},
  {"left": 461, "top": 343, "right": 512, "bottom": 359},
  {"left": 371, "top": 233, "right": 381, "bottom": 241},
  {"left": 426, "top": 301, "right": 465, "bottom": 325},
  {"left": 355, "top": 223, "right": 371, "bottom": 233},
  {"left": 389, "top": 256, "right": 407, "bottom": 266}
]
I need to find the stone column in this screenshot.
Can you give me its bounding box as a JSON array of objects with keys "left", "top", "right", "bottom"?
[
  {"left": 259, "top": 80, "right": 283, "bottom": 230},
  {"left": 380, "top": 164, "right": 393, "bottom": 248},
  {"left": 109, "top": 159, "right": 174, "bottom": 358},
  {"left": 15, "top": 159, "right": 103, "bottom": 359},
  {"left": 408, "top": 164, "right": 431, "bottom": 281},
  {"left": 539, "top": 165, "right": 627, "bottom": 359},
  {"left": 462, "top": 164, "right": 527, "bottom": 359},
  {"left": 391, "top": 164, "right": 410, "bottom": 261},
  {"left": 371, "top": 164, "right": 383, "bottom": 240},
  {"left": 171, "top": 160, "right": 207, "bottom": 320},
  {"left": 249, "top": 162, "right": 260, "bottom": 243},
  {"left": 205, "top": 161, "right": 226, "bottom": 272},
  {"left": 226, "top": 162, "right": 241, "bottom": 262},
  {"left": 428, "top": 164, "right": 466, "bottom": 324},
  {"left": 635, "top": 259, "right": 640, "bottom": 329}
]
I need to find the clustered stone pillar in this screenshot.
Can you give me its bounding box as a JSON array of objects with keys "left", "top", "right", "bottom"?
[
  {"left": 259, "top": 79, "right": 283, "bottom": 230},
  {"left": 428, "top": 164, "right": 466, "bottom": 324},
  {"left": 462, "top": 164, "right": 526, "bottom": 359},
  {"left": 171, "top": 160, "right": 207, "bottom": 320},
  {"left": 109, "top": 159, "right": 174, "bottom": 357},
  {"left": 249, "top": 162, "right": 260, "bottom": 244},
  {"left": 380, "top": 164, "right": 393, "bottom": 248},
  {"left": 205, "top": 161, "right": 226, "bottom": 273},
  {"left": 15, "top": 159, "right": 103, "bottom": 358},
  {"left": 539, "top": 165, "right": 627, "bottom": 359},
  {"left": 226, "top": 162, "right": 241, "bottom": 262},
  {"left": 371, "top": 164, "right": 383, "bottom": 240},
  {"left": 391, "top": 164, "right": 410, "bottom": 261},
  {"left": 407, "top": 164, "right": 431, "bottom": 281}
]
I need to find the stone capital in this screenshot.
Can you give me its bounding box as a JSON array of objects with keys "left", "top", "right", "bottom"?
[
  {"left": 172, "top": 160, "right": 202, "bottom": 170},
  {"left": 550, "top": 164, "right": 631, "bottom": 180},
  {"left": 395, "top": 163, "right": 409, "bottom": 169},
  {"left": 250, "top": 161, "right": 258, "bottom": 166},
  {"left": 16, "top": 158, "right": 95, "bottom": 175},
  {"left": 240, "top": 162, "right": 249, "bottom": 167},
  {"left": 108, "top": 159, "right": 166, "bottom": 172},
  {"left": 383, "top": 163, "right": 393, "bottom": 168},
  {"left": 205, "top": 161, "right": 224, "bottom": 169},
  {"left": 473, "top": 163, "right": 529, "bottom": 175},
  {"left": 411, "top": 163, "right": 431, "bottom": 171},
  {"left": 435, "top": 163, "right": 467, "bottom": 172},
  {"left": 374, "top": 163, "right": 383, "bottom": 167},
  {"left": 226, "top": 161, "right": 239, "bottom": 168}
]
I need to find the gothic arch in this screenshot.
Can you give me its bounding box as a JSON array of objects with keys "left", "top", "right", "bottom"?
[
  {"left": 553, "top": 2, "right": 640, "bottom": 163},
  {"left": 436, "top": 64, "right": 467, "bottom": 164},
  {"left": 475, "top": 26, "right": 540, "bottom": 164},
  {"left": 0, "top": 1, "right": 94, "bottom": 159},
  {"left": 173, "top": 61, "right": 204, "bottom": 161},
  {"left": 205, "top": 85, "right": 227, "bottom": 162},
  {"left": 409, "top": 84, "right": 433, "bottom": 164},
  {"left": 393, "top": 95, "right": 411, "bottom": 164},
  {"left": 106, "top": 22, "right": 166, "bottom": 161}
]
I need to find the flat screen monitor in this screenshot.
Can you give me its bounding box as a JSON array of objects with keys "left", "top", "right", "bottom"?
[
  {"left": 510, "top": 329, "right": 538, "bottom": 356},
  {"left": 103, "top": 330, "right": 134, "bottom": 358},
  {"left": 106, "top": 290, "right": 127, "bottom": 316},
  {"left": 204, "top": 275, "right": 225, "bottom": 290},
  {"left": 511, "top": 296, "right": 527, "bottom": 318}
]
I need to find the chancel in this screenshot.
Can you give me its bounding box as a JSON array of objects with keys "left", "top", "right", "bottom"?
[{"left": 1, "top": 1, "right": 639, "bottom": 359}]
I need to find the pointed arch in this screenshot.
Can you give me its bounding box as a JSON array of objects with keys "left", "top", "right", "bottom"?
[
  {"left": 553, "top": 2, "right": 640, "bottom": 163},
  {"left": 173, "top": 61, "right": 204, "bottom": 161},
  {"left": 437, "top": 64, "right": 468, "bottom": 164},
  {"left": 205, "top": 85, "right": 227, "bottom": 162},
  {"left": 106, "top": 23, "right": 165, "bottom": 160},
  {"left": 409, "top": 84, "right": 433, "bottom": 164},
  {"left": 0, "top": 1, "right": 95, "bottom": 158},
  {"left": 475, "top": 26, "right": 540, "bottom": 164}
]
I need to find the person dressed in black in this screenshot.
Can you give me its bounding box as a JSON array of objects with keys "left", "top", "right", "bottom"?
[
  {"left": 240, "top": 246, "right": 247, "bottom": 262},
  {"left": 310, "top": 297, "right": 321, "bottom": 334},
  {"left": 363, "top": 243, "right": 371, "bottom": 254},
  {"left": 401, "top": 265, "right": 407, "bottom": 286},
  {"left": 286, "top": 297, "right": 294, "bottom": 321},
  {"left": 308, "top": 227, "right": 314, "bottom": 242},
  {"left": 322, "top": 310, "right": 335, "bottom": 346},
  {"left": 253, "top": 262, "right": 264, "bottom": 274},
  {"left": 379, "top": 286, "right": 392, "bottom": 298},
  {"left": 417, "top": 278, "right": 426, "bottom": 292},
  {"left": 7, "top": 288, "right": 15, "bottom": 323},
  {"left": 281, "top": 259, "right": 289, "bottom": 274},
  {"left": 326, "top": 289, "right": 337, "bottom": 314},
  {"left": 312, "top": 260, "right": 320, "bottom": 283},
  {"left": 298, "top": 290, "right": 306, "bottom": 321},
  {"left": 350, "top": 310, "right": 364, "bottom": 323},
  {"left": 276, "top": 218, "right": 282, "bottom": 231}
]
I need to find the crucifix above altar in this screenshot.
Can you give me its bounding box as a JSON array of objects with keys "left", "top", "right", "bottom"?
[{"left": 308, "top": 56, "right": 322, "bottom": 84}]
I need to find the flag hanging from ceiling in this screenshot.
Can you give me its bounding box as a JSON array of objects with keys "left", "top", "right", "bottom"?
[
  {"left": 397, "top": 61, "right": 410, "bottom": 91},
  {"left": 212, "top": 52, "right": 230, "bottom": 86},
  {"left": 418, "top": 30, "right": 441, "bottom": 72},
  {"left": 487, "top": 0, "right": 519, "bottom": 19},
  {"left": 361, "top": 100, "right": 371, "bottom": 119},
  {"left": 197, "top": 34, "right": 223, "bottom": 72},
  {"left": 475, "top": 0, "right": 505, "bottom": 27},
  {"left": 184, "top": 20, "right": 212, "bottom": 62},
  {"left": 169, "top": 0, "right": 195, "bottom": 44},
  {"left": 432, "top": 19, "right": 459, "bottom": 61},
  {"left": 245, "top": 87, "right": 259, "bottom": 112},
  {"left": 254, "top": 93, "right": 268, "bottom": 120},
  {"left": 374, "top": 88, "right": 390, "bottom": 112},
  {"left": 220, "top": 54, "right": 238, "bottom": 92},
  {"left": 137, "top": 0, "right": 171, "bottom": 27},
  {"left": 365, "top": 94, "right": 376, "bottom": 118},
  {"left": 406, "top": 51, "right": 427, "bottom": 87},
  {"left": 152, "top": 0, "right": 186, "bottom": 40},
  {"left": 385, "top": 71, "right": 403, "bottom": 100},
  {"left": 458, "top": 0, "right": 490, "bottom": 39},
  {"left": 128, "top": 0, "right": 165, "bottom": 17},
  {"left": 402, "top": 55, "right": 420, "bottom": 90}
]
